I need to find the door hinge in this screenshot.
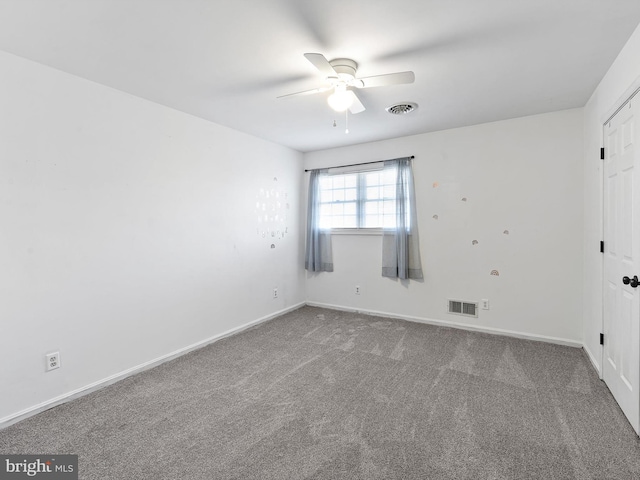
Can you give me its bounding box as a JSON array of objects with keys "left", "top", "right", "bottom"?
[
  {"left": 601, "top": 147, "right": 605, "bottom": 160},
  {"left": 600, "top": 240, "right": 604, "bottom": 253},
  {"left": 600, "top": 333, "right": 604, "bottom": 345}
]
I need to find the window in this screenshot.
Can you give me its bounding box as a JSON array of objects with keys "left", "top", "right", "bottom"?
[
  {"left": 307, "top": 157, "right": 422, "bottom": 279},
  {"left": 318, "top": 167, "right": 400, "bottom": 230}
]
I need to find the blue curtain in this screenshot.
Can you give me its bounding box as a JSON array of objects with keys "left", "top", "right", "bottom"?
[
  {"left": 381, "top": 158, "right": 423, "bottom": 279},
  {"left": 305, "top": 169, "right": 333, "bottom": 272}
]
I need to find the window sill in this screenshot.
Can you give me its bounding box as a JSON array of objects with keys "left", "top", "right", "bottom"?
[{"left": 329, "top": 228, "right": 383, "bottom": 236}]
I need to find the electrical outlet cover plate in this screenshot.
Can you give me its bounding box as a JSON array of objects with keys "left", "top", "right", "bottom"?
[
  {"left": 481, "top": 299, "right": 490, "bottom": 310},
  {"left": 46, "top": 352, "right": 60, "bottom": 371}
]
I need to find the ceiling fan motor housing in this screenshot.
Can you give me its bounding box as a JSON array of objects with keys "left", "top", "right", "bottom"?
[{"left": 329, "top": 58, "right": 358, "bottom": 82}]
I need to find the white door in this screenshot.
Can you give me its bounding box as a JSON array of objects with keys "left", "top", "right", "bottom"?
[{"left": 603, "top": 95, "right": 640, "bottom": 435}]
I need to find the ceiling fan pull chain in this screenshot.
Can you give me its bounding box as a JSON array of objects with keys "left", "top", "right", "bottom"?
[{"left": 345, "top": 110, "right": 349, "bottom": 134}]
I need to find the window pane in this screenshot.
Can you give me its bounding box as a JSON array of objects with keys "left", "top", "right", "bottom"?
[
  {"left": 320, "top": 204, "right": 332, "bottom": 217},
  {"left": 343, "top": 215, "right": 357, "bottom": 228},
  {"left": 382, "top": 215, "right": 396, "bottom": 229},
  {"left": 364, "top": 171, "right": 381, "bottom": 185},
  {"left": 344, "top": 188, "right": 357, "bottom": 201},
  {"left": 331, "top": 216, "right": 342, "bottom": 228},
  {"left": 344, "top": 202, "right": 357, "bottom": 215},
  {"left": 365, "top": 201, "right": 380, "bottom": 215},
  {"left": 366, "top": 186, "right": 380, "bottom": 200},
  {"left": 332, "top": 176, "right": 345, "bottom": 189},
  {"left": 344, "top": 175, "right": 357, "bottom": 188},
  {"left": 383, "top": 167, "right": 396, "bottom": 183},
  {"left": 319, "top": 216, "right": 331, "bottom": 229},
  {"left": 364, "top": 214, "right": 383, "bottom": 228},
  {"left": 320, "top": 189, "right": 333, "bottom": 202},
  {"left": 364, "top": 200, "right": 382, "bottom": 228}
]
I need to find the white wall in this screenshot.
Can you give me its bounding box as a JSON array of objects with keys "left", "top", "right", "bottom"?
[
  {"left": 305, "top": 109, "right": 584, "bottom": 344},
  {"left": 0, "top": 51, "right": 305, "bottom": 423},
  {"left": 583, "top": 23, "right": 640, "bottom": 373}
]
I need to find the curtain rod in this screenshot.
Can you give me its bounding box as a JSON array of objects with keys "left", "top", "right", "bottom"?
[{"left": 304, "top": 155, "right": 414, "bottom": 172}]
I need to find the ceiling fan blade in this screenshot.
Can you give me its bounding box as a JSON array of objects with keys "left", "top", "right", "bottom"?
[
  {"left": 347, "top": 90, "right": 365, "bottom": 114},
  {"left": 304, "top": 53, "right": 337, "bottom": 77},
  {"left": 356, "top": 71, "right": 415, "bottom": 89},
  {"left": 277, "top": 86, "right": 331, "bottom": 99}
]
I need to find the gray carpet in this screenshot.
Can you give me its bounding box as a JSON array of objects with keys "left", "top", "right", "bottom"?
[{"left": 2, "top": 306, "right": 640, "bottom": 479}]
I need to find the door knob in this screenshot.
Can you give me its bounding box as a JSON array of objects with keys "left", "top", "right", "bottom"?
[{"left": 622, "top": 275, "right": 639, "bottom": 288}]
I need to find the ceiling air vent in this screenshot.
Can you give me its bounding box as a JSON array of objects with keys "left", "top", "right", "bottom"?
[
  {"left": 386, "top": 102, "right": 418, "bottom": 115},
  {"left": 448, "top": 299, "right": 478, "bottom": 318}
]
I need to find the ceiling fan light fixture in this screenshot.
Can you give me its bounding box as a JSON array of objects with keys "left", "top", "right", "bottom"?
[
  {"left": 280, "top": 53, "right": 416, "bottom": 117},
  {"left": 327, "top": 85, "right": 353, "bottom": 112}
]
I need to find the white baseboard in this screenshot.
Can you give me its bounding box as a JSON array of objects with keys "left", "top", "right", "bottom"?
[
  {"left": 305, "top": 301, "right": 583, "bottom": 348},
  {"left": 583, "top": 343, "right": 602, "bottom": 378},
  {"left": 0, "top": 302, "right": 305, "bottom": 430}
]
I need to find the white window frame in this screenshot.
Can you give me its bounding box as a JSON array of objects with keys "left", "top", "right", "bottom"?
[{"left": 318, "top": 164, "right": 398, "bottom": 234}]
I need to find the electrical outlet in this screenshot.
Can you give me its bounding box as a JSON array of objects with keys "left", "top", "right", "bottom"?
[
  {"left": 481, "top": 299, "right": 490, "bottom": 310},
  {"left": 355, "top": 285, "right": 361, "bottom": 295},
  {"left": 46, "top": 352, "right": 60, "bottom": 371},
  {"left": 273, "top": 287, "right": 278, "bottom": 299}
]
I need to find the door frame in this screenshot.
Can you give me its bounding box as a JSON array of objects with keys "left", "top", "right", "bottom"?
[{"left": 599, "top": 77, "right": 640, "bottom": 380}]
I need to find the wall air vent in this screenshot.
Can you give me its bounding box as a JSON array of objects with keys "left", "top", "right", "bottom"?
[{"left": 448, "top": 299, "right": 478, "bottom": 318}]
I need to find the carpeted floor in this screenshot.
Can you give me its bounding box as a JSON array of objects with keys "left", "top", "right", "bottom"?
[{"left": 2, "top": 306, "right": 640, "bottom": 479}]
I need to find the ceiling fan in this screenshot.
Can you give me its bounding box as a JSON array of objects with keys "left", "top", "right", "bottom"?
[{"left": 278, "top": 53, "right": 415, "bottom": 114}]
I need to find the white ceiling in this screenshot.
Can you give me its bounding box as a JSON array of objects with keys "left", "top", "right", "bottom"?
[{"left": 0, "top": 0, "right": 639, "bottom": 152}]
